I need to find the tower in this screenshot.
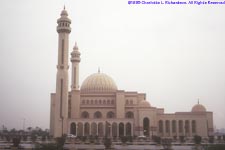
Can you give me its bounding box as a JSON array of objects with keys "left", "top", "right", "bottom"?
[
  {"left": 70, "top": 42, "right": 81, "bottom": 118},
  {"left": 71, "top": 42, "right": 81, "bottom": 90},
  {"left": 54, "top": 7, "right": 71, "bottom": 137}
]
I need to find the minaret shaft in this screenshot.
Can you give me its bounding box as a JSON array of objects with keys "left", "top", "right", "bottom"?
[{"left": 57, "top": 33, "right": 69, "bottom": 68}]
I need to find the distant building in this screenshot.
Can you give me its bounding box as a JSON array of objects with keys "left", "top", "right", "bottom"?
[{"left": 50, "top": 8, "right": 213, "bottom": 138}]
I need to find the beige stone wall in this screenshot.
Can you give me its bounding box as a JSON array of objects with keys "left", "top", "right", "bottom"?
[
  {"left": 70, "top": 90, "right": 80, "bottom": 118},
  {"left": 156, "top": 112, "right": 212, "bottom": 138},
  {"left": 116, "top": 91, "right": 125, "bottom": 118}
]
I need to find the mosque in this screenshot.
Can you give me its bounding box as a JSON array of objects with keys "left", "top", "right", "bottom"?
[{"left": 50, "top": 8, "right": 213, "bottom": 138}]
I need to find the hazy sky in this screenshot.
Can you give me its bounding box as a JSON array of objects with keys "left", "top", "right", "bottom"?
[{"left": 0, "top": 0, "right": 225, "bottom": 130}]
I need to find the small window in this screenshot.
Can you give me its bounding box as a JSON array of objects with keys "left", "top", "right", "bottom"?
[
  {"left": 94, "top": 111, "right": 102, "bottom": 118},
  {"left": 126, "top": 100, "right": 129, "bottom": 104},
  {"left": 107, "top": 100, "right": 110, "bottom": 104},
  {"left": 107, "top": 111, "right": 115, "bottom": 118},
  {"left": 126, "top": 111, "right": 134, "bottom": 118},
  {"left": 130, "top": 100, "right": 133, "bottom": 105},
  {"left": 81, "top": 111, "right": 89, "bottom": 118},
  {"left": 111, "top": 100, "right": 114, "bottom": 104}
]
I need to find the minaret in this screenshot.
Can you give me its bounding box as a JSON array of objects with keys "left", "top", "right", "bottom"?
[
  {"left": 54, "top": 7, "right": 71, "bottom": 137},
  {"left": 70, "top": 42, "right": 81, "bottom": 119},
  {"left": 71, "top": 42, "right": 81, "bottom": 90}
]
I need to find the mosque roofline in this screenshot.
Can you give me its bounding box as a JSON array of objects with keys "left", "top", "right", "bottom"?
[{"left": 175, "top": 111, "right": 212, "bottom": 115}]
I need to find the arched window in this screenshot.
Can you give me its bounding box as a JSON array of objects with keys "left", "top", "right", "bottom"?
[
  {"left": 91, "top": 100, "right": 93, "bottom": 104},
  {"left": 95, "top": 100, "right": 98, "bottom": 104},
  {"left": 99, "top": 100, "right": 102, "bottom": 104},
  {"left": 125, "top": 111, "right": 134, "bottom": 118},
  {"left": 81, "top": 111, "right": 89, "bottom": 118},
  {"left": 103, "top": 100, "right": 106, "bottom": 104},
  {"left": 82, "top": 100, "right": 85, "bottom": 104},
  {"left": 107, "top": 111, "right": 115, "bottom": 118},
  {"left": 86, "top": 100, "right": 89, "bottom": 104},
  {"left": 94, "top": 111, "right": 102, "bottom": 118},
  {"left": 126, "top": 100, "right": 129, "bottom": 104}
]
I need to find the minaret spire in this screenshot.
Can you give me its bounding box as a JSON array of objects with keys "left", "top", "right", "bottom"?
[{"left": 198, "top": 98, "right": 200, "bottom": 104}]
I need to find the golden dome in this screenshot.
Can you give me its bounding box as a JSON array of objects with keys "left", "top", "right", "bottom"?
[
  {"left": 192, "top": 104, "right": 206, "bottom": 112},
  {"left": 139, "top": 100, "right": 151, "bottom": 107},
  {"left": 81, "top": 72, "right": 117, "bottom": 93}
]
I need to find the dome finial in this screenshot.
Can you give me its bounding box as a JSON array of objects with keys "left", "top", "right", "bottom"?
[
  {"left": 198, "top": 98, "right": 199, "bottom": 104},
  {"left": 98, "top": 67, "right": 100, "bottom": 73},
  {"left": 64, "top": 5, "right": 66, "bottom": 10}
]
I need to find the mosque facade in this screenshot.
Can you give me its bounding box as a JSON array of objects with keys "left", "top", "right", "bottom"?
[{"left": 50, "top": 8, "right": 213, "bottom": 138}]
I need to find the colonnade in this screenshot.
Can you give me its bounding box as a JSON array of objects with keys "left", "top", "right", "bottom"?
[
  {"left": 158, "top": 120, "right": 197, "bottom": 137},
  {"left": 69, "top": 121, "right": 133, "bottom": 137}
]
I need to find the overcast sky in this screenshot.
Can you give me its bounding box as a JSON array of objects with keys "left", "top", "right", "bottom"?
[{"left": 0, "top": 0, "right": 225, "bottom": 130}]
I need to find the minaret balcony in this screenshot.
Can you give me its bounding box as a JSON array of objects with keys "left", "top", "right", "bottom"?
[
  {"left": 57, "top": 26, "right": 71, "bottom": 33},
  {"left": 71, "top": 57, "right": 81, "bottom": 62}
]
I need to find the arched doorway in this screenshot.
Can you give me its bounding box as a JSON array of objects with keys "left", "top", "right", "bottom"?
[
  {"left": 112, "top": 122, "right": 117, "bottom": 137},
  {"left": 119, "top": 123, "right": 124, "bottom": 137},
  {"left": 70, "top": 122, "right": 76, "bottom": 135},
  {"left": 98, "top": 122, "right": 104, "bottom": 137},
  {"left": 143, "top": 117, "right": 150, "bottom": 136},
  {"left": 126, "top": 123, "right": 131, "bottom": 136},
  {"left": 91, "top": 122, "right": 97, "bottom": 136}
]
